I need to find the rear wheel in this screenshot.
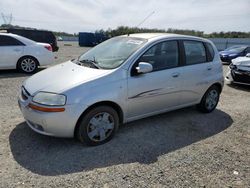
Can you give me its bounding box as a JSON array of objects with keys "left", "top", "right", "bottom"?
[
  {"left": 17, "top": 56, "right": 38, "bottom": 74},
  {"left": 197, "top": 85, "right": 220, "bottom": 113},
  {"left": 77, "top": 106, "right": 119, "bottom": 146}
]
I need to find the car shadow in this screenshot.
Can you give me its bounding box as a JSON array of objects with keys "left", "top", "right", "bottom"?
[
  {"left": 9, "top": 107, "right": 233, "bottom": 176},
  {"left": 227, "top": 83, "right": 250, "bottom": 92},
  {"left": 0, "top": 68, "right": 46, "bottom": 79}
]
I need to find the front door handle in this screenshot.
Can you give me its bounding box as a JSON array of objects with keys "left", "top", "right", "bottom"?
[
  {"left": 172, "top": 72, "right": 180, "bottom": 78},
  {"left": 14, "top": 49, "right": 21, "bottom": 52}
]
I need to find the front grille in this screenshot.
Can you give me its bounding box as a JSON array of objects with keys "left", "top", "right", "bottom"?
[
  {"left": 21, "top": 86, "right": 30, "bottom": 100},
  {"left": 220, "top": 56, "right": 231, "bottom": 62},
  {"left": 21, "top": 90, "right": 28, "bottom": 100},
  {"left": 231, "top": 70, "right": 250, "bottom": 84}
]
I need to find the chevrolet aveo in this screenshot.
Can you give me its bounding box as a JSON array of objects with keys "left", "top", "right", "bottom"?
[{"left": 18, "top": 33, "right": 224, "bottom": 146}]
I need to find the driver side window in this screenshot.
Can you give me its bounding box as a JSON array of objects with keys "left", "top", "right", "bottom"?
[{"left": 138, "top": 40, "right": 179, "bottom": 72}]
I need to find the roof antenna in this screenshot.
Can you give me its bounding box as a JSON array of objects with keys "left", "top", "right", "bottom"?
[
  {"left": 128, "top": 11, "right": 155, "bottom": 36},
  {"left": 136, "top": 11, "right": 155, "bottom": 28}
]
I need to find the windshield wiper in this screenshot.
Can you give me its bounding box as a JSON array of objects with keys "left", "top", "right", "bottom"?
[{"left": 78, "top": 58, "right": 101, "bottom": 69}]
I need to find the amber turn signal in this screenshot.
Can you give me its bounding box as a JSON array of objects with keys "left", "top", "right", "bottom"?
[{"left": 28, "top": 103, "right": 65, "bottom": 112}]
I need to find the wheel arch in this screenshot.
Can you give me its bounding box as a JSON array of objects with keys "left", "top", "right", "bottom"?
[
  {"left": 16, "top": 55, "right": 40, "bottom": 69},
  {"left": 198, "top": 82, "right": 223, "bottom": 105},
  {"left": 211, "top": 82, "right": 223, "bottom": 93},
  {"left": 74, "top": 101, "right": 124, "bottom": 138}
]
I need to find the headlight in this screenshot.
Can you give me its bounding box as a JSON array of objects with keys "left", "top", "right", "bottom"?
[
  {"left": 229, "top": 63, "right": 237, "bottom": 70},
  {"left": 32, "top": 92, "right": 66, "bottom": 106}
]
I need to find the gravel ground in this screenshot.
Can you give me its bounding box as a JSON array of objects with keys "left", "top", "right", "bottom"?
[{"left": 0, "top": 42, "right": 249, "bottom": 188}]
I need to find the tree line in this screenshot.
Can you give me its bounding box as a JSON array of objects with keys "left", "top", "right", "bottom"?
[{"left": 96, "top": 26, "right": 250, "bottom": 38}]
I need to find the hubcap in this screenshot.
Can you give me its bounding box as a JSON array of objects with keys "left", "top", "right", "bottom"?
[
  {"left": 21, "top": 58, "right": 36, "bottom": 72},
  {"left": 205, "top": 89, "right": 218, "bottom": 110},
  {"left": 87, "top": 112, "right": 114, "bottom": 142}
]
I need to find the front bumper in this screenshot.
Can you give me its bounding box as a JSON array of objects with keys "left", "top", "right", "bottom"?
[
  {"left": 220, "top": 56, "right": 232, "bottom": 63},
  {"left": 225, "top": 68, "right": 250, "bottom": 86},
  {"left": 18, "top": 91, "right": 84, "bottom": 138}
]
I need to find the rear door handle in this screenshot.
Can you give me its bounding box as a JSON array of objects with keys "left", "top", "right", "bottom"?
[
  {"left": 14, "top": 49, "right": 21, "bottom": 52},
  {"left": 172, "top": 72, "right": 180, "bottom": 78},
  {"left": 207, "top": 66, "right": 212, "bottom": 71}
]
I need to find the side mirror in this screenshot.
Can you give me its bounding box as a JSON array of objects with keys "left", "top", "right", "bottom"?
[
  {"left": 136, "top": 62, "right": 153, "bottom": 74},
  {"left": 246, "top": 53, "right": 250, "bottom": 57}
]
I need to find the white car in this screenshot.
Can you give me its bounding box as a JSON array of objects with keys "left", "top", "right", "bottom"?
[
  {"left": 18, "top": 33, "right": 224, "bottom": 146},
  {"left": 0, "top": 33, "right": 54, "bottom": 73},
  {"left": 225, "top": 53, "right": 250, "bottom": 85}
]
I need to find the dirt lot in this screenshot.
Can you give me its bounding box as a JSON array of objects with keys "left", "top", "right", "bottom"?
[{"left": 0, "top": 42, "right": 249, "bottom": 188}]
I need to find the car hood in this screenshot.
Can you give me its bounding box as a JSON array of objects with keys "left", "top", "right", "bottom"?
[
  {"left": 23, "top": 61, "right": 113, "bottom": 95},
  {"left": 219, "top": 51, "right": 238, "bottom": 56},
  {"left": 232, "top": 57, "right": 250, "bottom": 66}
]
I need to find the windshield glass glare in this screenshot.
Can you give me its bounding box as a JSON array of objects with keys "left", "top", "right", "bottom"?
[
  {"left": 225, "top": 45, "right": 244, "bottom": 51},
  {"left": 78, "top": 36, "right": 147, "bottom": 69},
  {"left": 225, "top": 46, "right": 246, "bottom": 53},
  {"left": 228, "top": 47, "right": 246, "bottom": 53}
]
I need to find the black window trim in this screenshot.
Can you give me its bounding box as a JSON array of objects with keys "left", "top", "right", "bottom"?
[
  {"left": 204, "top": 42, "right": 215, "bottom": 62},
  {"left": 130, "top": 39, "right": 215, "bottom": 76},
  {"left": 130, "top": 39, "right": 182, "bottom": 76}
]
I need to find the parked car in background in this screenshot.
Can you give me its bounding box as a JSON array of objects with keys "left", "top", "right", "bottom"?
[
  {"left": 219, "top": 45, "right": 250, "bottom": 63},
  {"left": 6, "top": 28, "right": 59, "bottom": 52},
  {"left": 18, "top": 33, "right": 223, "bottom": 146},
  {"left": 225, "top": 53, "right": 250, "bottom": 85},
  {"left": 57, "top": 36, "right": 63, "bottom": 41},
  {"left": 0, "top": 33, "right": 54, "bottom": 73}
]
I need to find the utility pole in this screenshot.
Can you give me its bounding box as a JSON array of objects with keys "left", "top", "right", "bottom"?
[{"left": 1, "top": 13, "right": 13, "bottom": 25}]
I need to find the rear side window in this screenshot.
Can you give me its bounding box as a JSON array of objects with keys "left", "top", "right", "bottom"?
[
  {"left": 138, "top": 40, "right": 179, "bottom": 71},
  {"left": 183, "top": 41, "right": 206, "bottom": 65},
  {"left": 205, "top": 42, "right": 215, "bottom": 61},
  {"left": 0, "top": 36, "right": 24, "bottom": 46}
]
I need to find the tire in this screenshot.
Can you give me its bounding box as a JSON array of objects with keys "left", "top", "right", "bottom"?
[
  {"left": 197, "top": 85, "right": 220, "bottom": 113},
  {"left": 17, "top": 56, "right": 38, "bottom": 74},
  {"left": 77, "top": 106, "right": 119, "bottom": 146}
]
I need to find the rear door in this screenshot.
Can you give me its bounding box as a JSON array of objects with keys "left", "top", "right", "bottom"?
[
  {"left": 127, "top": 40, "right": 183, "bottom": 119},
  {"left": 0, "top": 35, "right": 24, "bottom": 69},
  {"left": 179, "top": 40, "right": 214, "bottom": 105}
]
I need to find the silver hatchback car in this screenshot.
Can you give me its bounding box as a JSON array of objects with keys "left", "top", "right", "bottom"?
[{"left": 18, "top": 33, "right": 224, "bottom": 146}]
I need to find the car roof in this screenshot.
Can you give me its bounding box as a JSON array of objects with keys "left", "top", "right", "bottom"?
[
  {"left": 124, "top": 33, "right": 210, "bottom": 42},
  {"left": 0, "top": 32, "right": 19, "bottom": 37}
]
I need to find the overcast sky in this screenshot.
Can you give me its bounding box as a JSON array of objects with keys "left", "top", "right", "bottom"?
[{"left": 0, "top": 0, "right": 249, "bottom": 34}]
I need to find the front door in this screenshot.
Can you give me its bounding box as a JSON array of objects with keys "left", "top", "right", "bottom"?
[{"left": 127, "top": 40, "right": 183, "bottom": 119}]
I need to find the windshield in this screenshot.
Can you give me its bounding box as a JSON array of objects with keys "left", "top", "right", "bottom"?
[
  {"left": 225, "top": 45, "right": 245, "bottom": 51},
  {"left": 224, "top": 45, "right": 247, "bottom": 53},
  {"left": 227, "top": 46, "right": 247, "bottom": 53},
  {"left": 77, "top": 36, "right": 147, "bottom": 69}
]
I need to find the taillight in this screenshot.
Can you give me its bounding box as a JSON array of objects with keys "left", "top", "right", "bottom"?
[{"left": 44, "top": 45, "right": 52, "bottom": 51}]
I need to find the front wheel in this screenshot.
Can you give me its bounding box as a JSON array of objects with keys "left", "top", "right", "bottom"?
[
  {"left": 197, "top": 85, "right": 220, "bottom": 113},
  {"left": 17, "top": 57, "right": 38, "bottom": 74},
  {"left": 77, "top": 106, "right": 119, "bottom": 146}
]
